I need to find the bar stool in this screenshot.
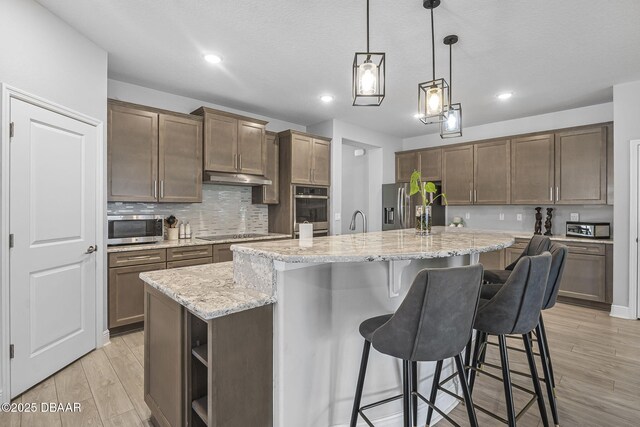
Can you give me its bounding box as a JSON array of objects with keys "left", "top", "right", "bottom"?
[
  {"left": 479, "top": 242, "right": 568, "bottom": 426},
  {"left": 483, "top": 235, "right": 551, "bottom": 285},
  {"left": 350, "top": 265, "right": 483, "bottom": 427},
  {"left": 429, "top": 253, "right": 552, "bottom": 427}
]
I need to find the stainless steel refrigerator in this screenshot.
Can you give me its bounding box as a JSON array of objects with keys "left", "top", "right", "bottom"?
[{"left": 382, "top": 183, "right": 446, "bottom": 231}]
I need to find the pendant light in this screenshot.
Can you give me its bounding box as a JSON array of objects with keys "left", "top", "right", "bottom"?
[
  {"left": 441, "top": 34, "right": 462, "bottom": 138},
  {"left": 352, "top": 0, "right": 386, "bottom": 106},
  {"left": 418, "top": 0, "right": 449, "bottom": 124}
]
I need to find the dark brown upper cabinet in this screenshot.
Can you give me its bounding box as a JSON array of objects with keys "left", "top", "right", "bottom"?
[
  {"left": 554, "top": 126, "right": 607, "bottom": 205},
  {"left": 278, "top": 130, "right": 331, "bottom": 186},
  {"left": 418, "top": 148, "right": 442, "bottom": 182},
  {"left": 108, "top": 100, "right": 203, "bottom": 203},
  {"left": 442, "top": 145, "right": 474, "bottom": 205},
  {"left": 252, "top": 131, "right": 280, "bottom": 204},
  {"left": 511, "top": 134, "right": 555, "bottom": 205},
  {"left": 395, "top": 152, "right": 418, "bottom": 183},
  {"left": 192, "top": 107, "right": 267, "bottom": 176},
  {"left": 474, "top": 140, "right": 510, "bottom": 205}
]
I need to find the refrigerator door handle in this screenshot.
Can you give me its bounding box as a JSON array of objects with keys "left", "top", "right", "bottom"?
[{"left": 400, "top": 187, "right": 405, "bottom": 228}]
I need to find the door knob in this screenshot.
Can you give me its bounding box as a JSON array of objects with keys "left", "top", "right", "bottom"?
[{"left": 85, "top": 245, "right": 98, "bottom": 254}]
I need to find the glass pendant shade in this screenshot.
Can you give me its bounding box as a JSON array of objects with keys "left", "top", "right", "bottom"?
[
  {"left": 418, "top": 78, "right": 449, "bottom": 124},
  {"left": 353, "top": 53, "right": 385, "bottom": 106},
  {"left": 441, "top": 103, "right": 462, "bottom": 138}
]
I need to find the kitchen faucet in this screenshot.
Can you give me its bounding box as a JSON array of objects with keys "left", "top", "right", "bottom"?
[{"left": 349, "top": 210, "right": 367, "bottom": 233}]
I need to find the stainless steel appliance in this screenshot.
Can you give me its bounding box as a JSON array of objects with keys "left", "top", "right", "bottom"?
[
  {"left": 566, "top": 221, "right": 611, "bottom": 239},
  {"left": 293, "top": 185, "right": 329, "bottom": 235},
  {"left": 382, "top": 183, "right": 446, "bottom": 231},
  {"left": 107, "top": 215, "right": 164, "bottom": 245},
  {"left": 198, "top": 233, "right": 271, "bottom": 241}
]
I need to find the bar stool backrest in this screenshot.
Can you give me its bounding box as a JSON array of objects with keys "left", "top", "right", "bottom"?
[
  {"left": 475, "top": 253, "right": 552, "bottom": 336},
  {"left": 371, "top": 264, "right": 483, "bottom": 362},
  {"left": 505, "top": 235, "right": 551, "bottom": 271},
  {"left": 542, "top": 243, "right": 568, "bottom": 310}
]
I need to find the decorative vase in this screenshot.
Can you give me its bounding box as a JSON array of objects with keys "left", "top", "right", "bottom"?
[
  {"left": 167, "top": 228, "right": 179, "bottom": 241},
  {"left": 415, "top": 205, "right": 431, "bottom": 235}
]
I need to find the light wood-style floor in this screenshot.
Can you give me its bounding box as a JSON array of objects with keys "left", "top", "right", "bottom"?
[{"left": 1, "top": 303, "right": 639, "bottom": 426}]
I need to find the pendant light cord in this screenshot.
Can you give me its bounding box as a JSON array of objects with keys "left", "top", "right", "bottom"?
[
  {"left": 366, "top": 0, "right": 370, "bottom": 53},
  {"left": 449, "top": 43, "right": 453, "bottom": 103},
  {"left": 430, "top": 6, "right": 435, "bottom": 81}
]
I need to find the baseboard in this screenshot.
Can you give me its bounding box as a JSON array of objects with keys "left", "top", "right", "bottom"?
[
  {"left": 610, "top": 305, "right": 636, "bottom": 319},
  {"left": 101, "top": 329, "right": 110, "bottom": 347}
]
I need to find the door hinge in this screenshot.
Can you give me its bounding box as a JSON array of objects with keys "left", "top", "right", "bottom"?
[
  {"left": 9, "top": 234, "right": 14, "bottom": 248},
  {"left": 9, "top": 122, "right": 14, "bottom": 138},
  {"left": 9, "top": 344, "right": 14, "bottom": 359}
]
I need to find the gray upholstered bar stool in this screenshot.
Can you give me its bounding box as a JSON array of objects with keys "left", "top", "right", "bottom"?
[
  {"left": 429, "top": 253, "right": 552, "bottom": 427},
  {"left": 350, "top": 265, "right": 483, "bottom": 427},
  {"left": 479, "top": 242, "right": 568, "bottom": 426},
  {"left": 482, "top": 235, "right": 551, "bottom": 285}
]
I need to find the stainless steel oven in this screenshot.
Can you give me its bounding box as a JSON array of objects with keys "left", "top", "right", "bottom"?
[
  {"left": 107, "top": 215, "right": 164, "bottom": 245},
  {"left": 293, "top": 186, "right": 329, "bottom": 235}
]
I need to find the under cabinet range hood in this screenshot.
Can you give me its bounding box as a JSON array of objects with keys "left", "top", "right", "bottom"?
[{"left": 203, "top": 171, "right": 272, "bottom": 186}]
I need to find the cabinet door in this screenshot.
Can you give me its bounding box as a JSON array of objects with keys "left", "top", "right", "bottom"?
[
  {"left": 238, "top": 120, "right": 265, "bottom": 175},
  {"left": 311, "top": 139, "right": 331, "bottom": 185},
  {"left": 395, "top": 152, "right": 418, "bottom": 183},
  {"left": 479, "top": 249, "right": 505, "bottom": 270},
  {"left": 144, "top": 285, "right": 184, "bottom": 427},
  {"left": 108, "top": 262, "right": 166, "bottom": 328},
  {"left": 511, "top": 134, "right": 555, "bottom": 204},
  {"left": 253, "top": 133, "right": 280, "bottom": 204},
  {"left": 555, "top": 127, "right": 607, "bottom": 204},
  {"left": 442, "top": 145, "right": 474, "bottom": 205},
  {"left": 108, "top": 103, "right": 158, "bottom": 202},
  {"left": 474, "top": 140, "right": 510, "bottom": 204},
  {"left": 558, "top": 252, "right": 606, "bottom": 302},
  {"left": 203, "top": 113, "right": 238, "bottom": 173},
  {"left": 159, "top": 114, "right": 203, "bottom": 203},
  {"left": 419, "top": 148, "right": 442, "bottom": 182},
  {"left": 290, "top": 134, "right": 313, "bottom": 184},
  {"left": 213, "top": 244, "right": 234, "bottom": 263}
]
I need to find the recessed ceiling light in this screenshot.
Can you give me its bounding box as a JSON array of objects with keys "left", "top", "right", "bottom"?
[
  {"left": 497, "top": 92, "right": 513, "bottom": 100},
  {"left": 320, "top": 95, "right": 334, "bottom": 103},
  {"left": 204, "top": 54, "right": 223, "bottom": 64}
]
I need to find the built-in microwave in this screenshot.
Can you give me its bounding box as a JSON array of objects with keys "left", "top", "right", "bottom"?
[
  {"left": 107, "top": 215, "right": 164, "bottom": 245},
  {"left": 293, "top": 186, "right": 329, "bottom": 234}
]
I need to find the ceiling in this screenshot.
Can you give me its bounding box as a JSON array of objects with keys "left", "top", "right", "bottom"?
[{"left": 36, "top": 0, "right": 640, "bottom": 138}]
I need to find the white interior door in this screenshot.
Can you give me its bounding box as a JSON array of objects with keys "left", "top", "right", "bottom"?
[{"left": 9, "top": 97, "right": 97, "bottom": 397}]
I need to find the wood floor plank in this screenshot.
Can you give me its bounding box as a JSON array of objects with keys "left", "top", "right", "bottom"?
[
  {"left": 121, "top": 332, "right": 144, "bottom": 350},
  {"left": 91, "top": 382, "right": 135, "bottom": 421},
  {"left": 0, "top": 396, "right": 21, "bottom": 427},
  {"left": 81, "top": 349, "right": 120, "bottom": 390},
  {"left": 59, "top": 397, "right": 103, "bottom": 427},
  {"left": 102, "top": 409, "right": 144, "bottom": 427},
  {"left": 102, "top": 337, "right": 134, "bottom": 361},
  {"left": 54, "top": 360, "right": 93, "bottom": 404},
  {"left": 20, "top": 377, "right": 62, "bottom": 427},
  {"left": 109, "top": 352, "right": 150, "bottom": 421}
]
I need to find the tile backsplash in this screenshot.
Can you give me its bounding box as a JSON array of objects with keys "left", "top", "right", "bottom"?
[
  {"left": 107, "top": 185, "right": 268, "bottom": 236},
  {"left": 446, "top": 205, "right": 613, "bottom": 236}
]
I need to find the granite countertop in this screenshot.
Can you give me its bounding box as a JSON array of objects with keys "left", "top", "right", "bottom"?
[
  {"left": 140, "top": 262, "right": 274, "bottom": 320},
  {"left": 483, "top": 229, "right": 614, "bottom": 245},
  {"left": 107, "top": 233, "right": 290, "bottom": 253},
  {"left": 231, "top": 227, "right": 515, "bottom": 263}
]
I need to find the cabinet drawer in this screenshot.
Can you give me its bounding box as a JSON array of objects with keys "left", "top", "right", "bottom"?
[
  {"left": 167, "top": 245, "right": 213, "bottom": 261},
  {"left": 167, "top": 257, "right": 213, "bottom": 269},
  {"left": 563, "top": 242, "right": 606, "bottom": 256},
  {"left": 108, "top": 249, "right": 167, "bottom": 267},
  {"left": 213, "top": 243, "right": 233, "bottom": 263}
]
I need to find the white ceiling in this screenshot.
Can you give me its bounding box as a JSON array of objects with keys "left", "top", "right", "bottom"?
[{"left": 36, "top": 0, "right": 640, "bottom": 138}]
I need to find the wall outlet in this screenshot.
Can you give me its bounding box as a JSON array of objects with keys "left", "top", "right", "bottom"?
[
  {"left": 570, "top": 213, "right": 580, "bottom": 221},
  {"left": 335, "top": 213, "right": 341, "bottom": 221},
  {"left": 499, "top": 213, "right": 505, "bottom": 221},
  {"left": 465, "top": 212, "right": 471, "bottom": 220},
  {"left": 516, "top": 214, "right": 523, "bottom": 221}
]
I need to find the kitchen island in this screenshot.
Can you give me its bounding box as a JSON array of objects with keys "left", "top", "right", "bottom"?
[{"left": 140, "top": 227, "right": 514, "bottom": 427}]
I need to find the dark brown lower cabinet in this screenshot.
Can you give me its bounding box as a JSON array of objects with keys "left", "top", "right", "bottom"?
[
  {"left": 144, "top": 283, "right": 273, "bottom": 427},
  {"left": 478, "top": 249, "right": 505, "bottom": 270},
  {"left": 213, "top": 244, "right": 233, "bottom": 263}
]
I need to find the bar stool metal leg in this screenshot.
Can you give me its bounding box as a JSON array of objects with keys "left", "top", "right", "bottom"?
[
  {"left": 536, "top": 323, "right": 559, "bottom": 426},
  {"left": 469, "top": 331, "right": 485, "bottom": 393},
  {"left": 454, "top": 354, "right": 479, "bottom": 427},
  {"left": 411, "top": 361, "right": 418, "bottom": 427},
  {"left": 538, "top": 315, "right": 556, "bottom": 388},
  {"left": 350, "top": 340, "right": 371, "bottom": 427},
  {"left": 425, "top": 360, "right": 443, "bottom": 426},
  {"left": 498, "top": 335, "right": 517, "bottom": 427},
  {"left": 402, "top": 360, "right": 411, "bottom": 427},
  {"left": 523, "top": 333, "right": 550, "bottom": 427}
]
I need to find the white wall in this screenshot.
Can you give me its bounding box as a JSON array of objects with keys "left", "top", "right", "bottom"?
[
  {"left": 0, "top": 0, "right": 108, "bottom": 403},
  {"left": 403, "top": 103, "right": 613, "bottom": 150},
  {"left": 108, "top": 79, "right": 305, "bottom": 133},
  {"left": 341, "top": 144, "right": 369, "bottom": 234},
  {"left": 613, "top": 80, "right": 640, "bottom": 317},
  {"left": 307, "top": 120, "right": 402, "bottom": 234}
]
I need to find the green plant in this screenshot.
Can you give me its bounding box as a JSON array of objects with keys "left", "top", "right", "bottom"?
[{"left": 409, "top": 170, "right": 447, "bottom": 208}]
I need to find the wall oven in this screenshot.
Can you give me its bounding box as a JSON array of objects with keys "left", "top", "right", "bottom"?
[
  {"left": 107, "top": 215, "right": 164, "bottom": 245},
  {"left": 293, "top": 186, "right": 329, "bottom": 236}
]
